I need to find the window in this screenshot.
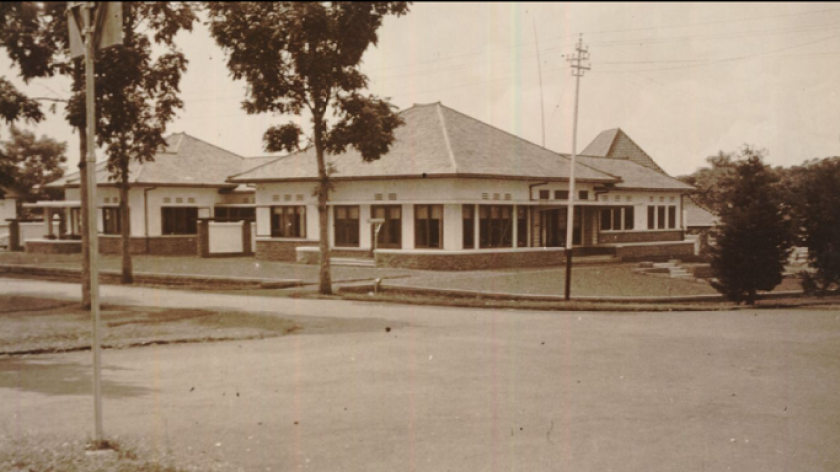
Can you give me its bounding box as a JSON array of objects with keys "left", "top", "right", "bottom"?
[
  {"left": 334, "top": 205, "right": 360, "bottom": 247},
  {"left": 372, "top": 205, "right": 401, "bottom": 248},
  {"left": 214, "top": 207, "right": 256, "bottom": 222},
  {"left": 415, "top": 204, "right": 442, "bottom": 249},
  {"left": 161, "top": 207, "right": 198, "bottom": 235},
  {"left": 554, "top": 190, "right": 569, "bottom": 200},
  {"left": 102, "top": 207, "right": 121, "bottom": 235},
  {"left": 539, "top": 189, "right": 550, "bottom": 200},
  {"left": 479, "top": 205, "right": 513, "bottom": 248},
  {"left": 579, "top": 190, "right": 589, "bottom": 200},
  {"left": 647, "top": 205, "right": 678, "bottom": 230},
  {"left": 517, "top": 206, "right": 529, "bottom": 247},
  {"left": 600, "top": 206, "right": 634, "bottom": 231},
  {"left": 463, "top": 205, "right": 475, "bottom": 249},
  {"left": 271, "top": 206, "right": 306, "bottom": 238}
]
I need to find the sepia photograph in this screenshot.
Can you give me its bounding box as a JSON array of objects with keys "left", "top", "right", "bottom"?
[{"left": 1, "top": 2, "right": 839, "bottom": 471}]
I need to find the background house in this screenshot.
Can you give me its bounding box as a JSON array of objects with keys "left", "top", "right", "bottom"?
[
  {"left": 230, "top": 102, "right": 696, "bottom": 270},
  {"left": 19, "top": 133, "right": 259, "bottom": 255}
]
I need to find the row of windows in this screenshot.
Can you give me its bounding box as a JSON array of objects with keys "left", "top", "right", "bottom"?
[{"left": 599, "top": 205, "right": 678, "bottom": 232}]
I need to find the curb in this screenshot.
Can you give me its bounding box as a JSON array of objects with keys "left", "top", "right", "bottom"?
[
  {"left": 339, "top": 282, "right": 807, "bottom": 304},
  {"left": 0, "top": 263, "right": 305, "bottom": 289}
]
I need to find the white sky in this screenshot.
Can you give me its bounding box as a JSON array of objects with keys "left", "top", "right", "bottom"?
[{"left": 2, "top": 2, "right": 839, "bottom": 177}]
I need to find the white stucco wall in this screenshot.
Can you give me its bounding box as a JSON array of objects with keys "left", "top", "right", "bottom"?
[
  {"left": 20, "top": 222, "right": 45, "bottom": 241},
  {"left": 594, "top": 190, "right": 684, "bottom": 231},
  {"left": 208, "top": 221, "right": 243, "bottom": 254}
]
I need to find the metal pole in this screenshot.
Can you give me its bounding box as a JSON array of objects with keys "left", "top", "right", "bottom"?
[
  {"left": 564, "top": 35, "right": 588, "bottom": 301},
  {"left": 83, "top": 1, "right": 104, "bottom": 441}
]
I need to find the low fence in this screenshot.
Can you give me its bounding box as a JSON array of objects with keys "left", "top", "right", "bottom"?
[
  {"left": 19, "top": 222, "right": 46, "bottom": 244},
  {"left": 197, "top": 219, "right": 253, "bottom": 257}
]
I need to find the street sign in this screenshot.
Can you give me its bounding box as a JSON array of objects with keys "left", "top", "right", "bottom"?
[{"left": 68, "top": 2, "right": 124, "bottom": 59}]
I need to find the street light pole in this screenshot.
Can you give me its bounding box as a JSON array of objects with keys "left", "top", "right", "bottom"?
[
  {"left": 82, "top": 1, "right": 104, "bottom": 442},
  {"left": 564, "top": 34, "right": 590, "bottom": 301}
]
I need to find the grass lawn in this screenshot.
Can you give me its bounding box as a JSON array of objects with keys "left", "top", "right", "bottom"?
[
  {"left": 385, "top": 263, "right": 804, "bottom": 297},
  {"left": 0, "top": 434, "right": 236, "bottom": 472},
  {"left": 0, "top": 251, "right": 415, "bottom": 284},
  {"left": 0, "top": 294, "right": 405, "bottom": 356}
]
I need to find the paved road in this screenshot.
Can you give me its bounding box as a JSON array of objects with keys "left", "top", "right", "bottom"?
[{"left": 2, "top": 278, "right": 840, "bottom": 472}]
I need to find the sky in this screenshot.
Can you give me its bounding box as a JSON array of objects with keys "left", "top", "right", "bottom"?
[{"left": 2, "top": 2, "right": 839, "bottom": 177}]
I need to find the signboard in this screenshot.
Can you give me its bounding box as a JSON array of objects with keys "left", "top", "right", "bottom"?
[{"left": 68, "top": 2, "right": 124, "bottom": 59}]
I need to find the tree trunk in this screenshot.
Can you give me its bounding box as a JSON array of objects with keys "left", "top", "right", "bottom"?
[
  {"left": 313, "top": 115, "right": 332, "bottom": 295},
  {"left": 77, "top": 63, "right": 91, "bottom": 309},
  {"left": 746, "top": 288, "right": 756, "bottom": 306},
  {"left": 119, "top": 163, "right": 133, "bottom": 284}
]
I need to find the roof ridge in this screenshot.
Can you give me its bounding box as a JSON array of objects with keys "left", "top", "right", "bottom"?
[
  {"left": 559, "top": 153, "right": 623, "bottom": 182},
  {"left": 611, "top": 128, "right": 668, "bottom": 175},
  {"left": 176, "top": 132, "right": 245, "bottom": 159},
  {"left": 435, "top": 103, "right": 458, "bottom": 173},
  {"left": 227, "top": 152, "right": 299, "bottom": 181}
]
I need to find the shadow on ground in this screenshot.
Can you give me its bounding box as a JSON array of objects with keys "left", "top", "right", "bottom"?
[{"left": 0, "top": 357, "right": 151, "bottom": 398}]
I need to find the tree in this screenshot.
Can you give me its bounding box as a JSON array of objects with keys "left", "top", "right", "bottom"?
[
  {"left": 0, "top": 126, "right": 67, "bottom": 202},
  {"left": 790, "top": 157, "right": 840, "bottom": 294},
  {"left": 206, "top": 2, "right": 410, "bottom": 295},
  {"left": 1, "top": 2, "right": 197, "bottom": 285},
  {"left": 709, "top": 146, "right": 794, "bottom": 305},
  {"left": 678, "top": 151, "right": 738, "bottom": 215}
]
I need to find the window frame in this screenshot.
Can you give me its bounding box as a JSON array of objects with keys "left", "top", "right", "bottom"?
[
  {"left": 414, "top": 204, "right": 443, "bottom": 249},
  {"left": 372, "top": 204, "right": 402, "bottom": 249},
  {"left": 161, "top": 206, "right": 198, "bottom": 235},
  {"left": 462, "top": 205, "right": 475, "bottom": 249},
  {"left": 333, "top": 205, "right": 360, "bottom": 248},
  {"left": 101, "top": 206, "right": 121, "bottom": 235},
  {"left": 270, "top": 205, "right": 306, "bottom": 239},
  {"left": 600, "top": 206, "right": 635, "bottom": 232},
  {"left": 479, "top": 204, "right": 513, "bottom": 249}
]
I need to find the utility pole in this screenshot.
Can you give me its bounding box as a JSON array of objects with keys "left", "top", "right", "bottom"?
[
  {"left": 533, "top": 19, "right": 546, "bottom": 147},
  {"left": 564, "top": 34, "right": 590, "bottom": 301},
  {"left": 68, "top": 1, "right": 123, "bottom": 444}
]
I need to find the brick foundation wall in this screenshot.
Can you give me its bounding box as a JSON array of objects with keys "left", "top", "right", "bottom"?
[
  {"left": 25, "top": 240, "right": 82, "bottom": 254},
  {"left": 376, "top": 249, "right": 568, "bottom": 271},
  {"left": 599, "top": 230, "right": 684, "bottom": 244},
  {"left": 99, "top": 236, "right": 150, "bottom": 255},
  {"left": 614, "top": 242, "right": 695, "bottom": 260},
  {"left": 256, "top": 239, "right": 319, "bottom": 262},
  {"left": 147, "top": 236, "right": 197, "bottom": 256}
]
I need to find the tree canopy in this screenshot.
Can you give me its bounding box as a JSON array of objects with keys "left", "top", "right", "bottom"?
[
  {"left": 206, "top": 2, "right": 410, "bottom": 294},
  {"left": 0, "top": 126, "right": 66, "bottom": 201}
]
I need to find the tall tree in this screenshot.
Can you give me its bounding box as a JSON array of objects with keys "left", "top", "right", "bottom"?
[
  {"left": 206, "top": 2, "right": 409, "bottom": 295},
  {"left": 0, "top": 78, "right": 47, "bottom": 188},
  {"left": 790, "top": 157, "right": 840, "bottom": 294},
  {"left": 709, "top": 146, "right": 794, "bottom": 305},
  {"left": 0, "top": 125, "right": 66, "bottom": 202},
  {"left": 678, "top": 151, "right": 738, "bottom": 215},
  {"left": 1, "top": 2, "right": 197, "bottom": 285}
]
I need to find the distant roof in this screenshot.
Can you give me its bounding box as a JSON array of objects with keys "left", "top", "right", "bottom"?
[
  {"left": 685, "top": 196, "right": 718, "bottom": 228},
  {"left": 231, "top": 103, "right": 619, "bottom": 184},
  {"left": 576, "top": 156, "right": 694, "bottom": 191},
  {"left": 581, "top": 128, "right": 667, "bottom": 174},
  {"left": 48, "top": 133, "right": 246, "bottom": 188}
]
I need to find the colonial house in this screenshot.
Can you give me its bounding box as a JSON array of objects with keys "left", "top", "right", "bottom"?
[
  {"left": 17, "top": 133, "right": 263, "bottom": 255},
  {"left": 229, "top": 102, "right": 696, "bottom": 270}
]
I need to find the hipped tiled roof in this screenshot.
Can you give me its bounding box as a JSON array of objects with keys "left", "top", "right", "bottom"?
[
  {"left": 581, "top": 128, "right": 667, "bottom": 174},
  {"left": 231, "top": 103, "right": 619, "bottom": 184},
  {"left": 576, "top": 156, "right": 694, "bottom": 191},
  {"left": 48, "top": 133, "right": 246, "bottom": 188},
  {"left": 685, "top": 196, "right": 718, "bottom": 228}
]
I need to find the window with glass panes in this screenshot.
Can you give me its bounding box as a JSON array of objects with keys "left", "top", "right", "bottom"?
[
  {"left": 102, "top": 207, "right": 121, "bottom": 235},
  {"left": 462, "top": 205, "right": 475, "bottom": 249},
  {"left": 334, "top": 205, "right": 360, "bottom": 247},
  {"left": 415, "top": 204, "right": 442, "bottom": 249},
  {"left": 479, "top": 205, "right": 513, "bottom": 248},
  {"left": 516, "top": 206, "right": 529, "bottom": 247},
  {"left": 600, "top": 206, "right": 634, "bottom": 231},
  {"left": 372, "top": 205, "right": 402, "bottom": 248},
  {"left": 271, "top": 206, "right": 306, "bottom": 238},
  {"left": 161, "top": 207, "right": 198, "bottom": 235}
]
